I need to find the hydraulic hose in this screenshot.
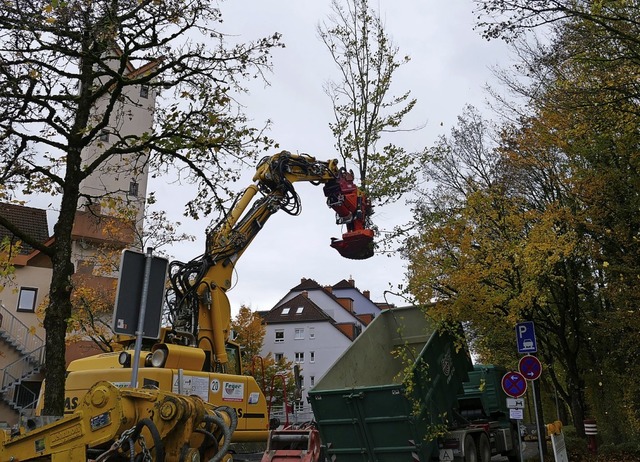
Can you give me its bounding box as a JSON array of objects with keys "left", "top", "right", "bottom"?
[{"left": 203, "top": 407, "right": 238, "bottom": 462}]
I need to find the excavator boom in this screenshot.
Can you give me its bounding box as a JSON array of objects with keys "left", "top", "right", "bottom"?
[
  {"left": 167, "top": 151, "right": 374, "bottom": 370},
  {"left": 52, "top": 150, "right": 375, "bottom": 455}
]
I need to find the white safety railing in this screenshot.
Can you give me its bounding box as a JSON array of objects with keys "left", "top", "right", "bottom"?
[{"left": 0, "top": 302, "right": 45, "bottom": 353}]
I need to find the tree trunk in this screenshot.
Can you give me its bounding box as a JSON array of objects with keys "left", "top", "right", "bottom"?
[
  {"left": 42, "top": 155, "right": 81, "bottom": 417},
  {"left": 567, "top": 367, "right": 588, "bottom": 438}
]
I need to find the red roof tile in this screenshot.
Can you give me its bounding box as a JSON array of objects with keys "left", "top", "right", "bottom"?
[
  {"left": 0, "top": 203, "right": 49, "bottom": 255},
  {"left": 262, "top": 294, "right": 332, "bottom": 324}
]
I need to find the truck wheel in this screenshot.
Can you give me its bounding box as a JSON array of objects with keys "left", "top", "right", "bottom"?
[
  {"left": 478, "top": 434, "right": 491, "bottom": 462},
  {"left": 464, "top": 435, "right": 478, "bottom": 462}
]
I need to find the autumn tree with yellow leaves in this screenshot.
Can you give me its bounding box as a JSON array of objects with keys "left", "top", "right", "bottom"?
[
  {"left": 64, "top": 199, "right": 195, "bottom": 353},
  {"left": 407, "top": 3, "right": 640, "bottom": 441},
  {"left": 0, "top": 0, "right": 281, "bottom": 416},
  {"left": 231, "top": 306, "right": 298, "bottom": 417}
]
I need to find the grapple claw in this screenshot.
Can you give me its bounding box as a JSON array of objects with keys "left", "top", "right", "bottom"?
[{"left": 330, "top": 229, "right": 375, "bottom": 260}]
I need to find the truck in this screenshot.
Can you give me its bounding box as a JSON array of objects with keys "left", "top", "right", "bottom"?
[
  {"left": 9, "top": 150, "right": 375, "bottom": 461},
  {"left": 307, "top": 305, "right": 520, "bottom": 462}
]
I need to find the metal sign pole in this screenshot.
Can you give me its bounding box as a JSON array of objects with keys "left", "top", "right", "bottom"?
[
  {"left": 130, "top": 247, "right": 154, "bottom": 387},
  {"left": 518, "top": 418, "right": 525, "bottom": 462},
  {"left": 532, "top": 379, "right": 545, "bottom": 462}
]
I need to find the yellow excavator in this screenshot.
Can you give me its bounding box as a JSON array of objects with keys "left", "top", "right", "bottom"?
[
  {"left": 1, "top": 381, "right": 238, "bottom": 462},
  {"left": 1, "top": 151, "right": 374, "bottom": 461}
]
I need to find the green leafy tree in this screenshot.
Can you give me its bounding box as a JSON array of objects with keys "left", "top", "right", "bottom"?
[
  {"left": 0, "top": 0, "right": 282, "bottom": 416},
  {"left": 406, "top": 105, "right": 598, "bottom": 436},
  {"left": 317, "top": 0, "right": 420, "bottom": 207},
  {"left": 488, "top": 12, "right": 640, "bottom": 441},
  {"left": 476, "top": 0, "right": 640, "bottom": 61}
]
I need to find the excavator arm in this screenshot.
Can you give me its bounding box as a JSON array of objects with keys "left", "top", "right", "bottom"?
[
  {"left": 56, "top": 151, "right": 374, "bottom": 448},
  {"left": 165, "top": 151, "right": 374, "bottom": 371}
]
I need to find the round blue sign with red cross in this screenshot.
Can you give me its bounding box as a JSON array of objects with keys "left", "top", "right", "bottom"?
[
  {"left": 519, "top": 355, "right": 542, "bottom": 381},
  {"left": 501, "top": 371, "right": 527, "bottom": 398}
]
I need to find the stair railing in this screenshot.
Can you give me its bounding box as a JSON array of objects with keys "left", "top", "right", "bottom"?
[{"left": 0, "top": 302, "right": 45, "bottom": 354}]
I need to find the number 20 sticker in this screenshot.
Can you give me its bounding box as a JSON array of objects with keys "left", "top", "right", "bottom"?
[{"left": 210, "top": 379, "right": 220, "bottom": 393}]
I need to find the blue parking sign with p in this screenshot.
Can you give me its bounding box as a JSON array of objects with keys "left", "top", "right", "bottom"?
[{"left": 516, "top": 321, "right": 537, "bottom": 354}]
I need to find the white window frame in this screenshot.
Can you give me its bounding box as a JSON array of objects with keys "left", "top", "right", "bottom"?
[
  {"left": 275, "top": 329, "right": 285, "bottom": 343},
  {"left": 309, "top": 327, "right": 315, "bottom": 339},
  {"left": 294, "top": 328, "right": 304, "bottom": 340},
  {"left": 281, "top": 307, "right": 290, "bottom": 315},
  {"left": 295, "top": 352, "right": 304, "bottom": 364},
  {"left": 274, "top": 353, "right": 284, "bottom": 362},
  {"left": 296, "top": 306, "right": 304, "bottom": 314},
  {"left": 310, "top": 351, "right": 315, "bottom": 363},
  {"left": 310, "top": 376, "right": 315, "bottom": 386}
]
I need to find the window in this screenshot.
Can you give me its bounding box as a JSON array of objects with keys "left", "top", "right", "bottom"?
[
  {"left": 294, "top": 328, "right": 304, "bottom": 340},
  {"left": 294, "top": 352, "right": 304, "bottom": 364},
  {"left": 17, "top": 287, "right": 37, "bottom": 312},
  {"left": 76, "top": 260, "right": 95, "bottom": 275},
  {"left": 296, "top": 306, "right": 304, "bottom": 314},
  {"left": 309, "top": 327, "right": 315, "bottom": 339},
  {"left": 274, "top": 353, "right": 284, "bottom": 362},
  {"left": 98, "top": 130, "right": 109, "bottom": 142},
  {"left": 310, "top": 376, "right": 315, "bottom": 387},
  {"left": 294, "top": 402, "right": 304, "bottom": 412},
  {"left": 129, "top": 181, "right": 139, "bottom": 197},
  {"left": 140, "top": 85, "right": 149, "bottom": 98},
  {"left": 281, "top": 308, "right": 290, "bottom": 315},
  {"left": 275, "top": 329, "right": 284, "bottom": 343},
  {"left": 310, "top": 351, "right": 315, "bottom": 363}
]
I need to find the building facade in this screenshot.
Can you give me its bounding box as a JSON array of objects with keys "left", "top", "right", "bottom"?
[{"left": 260, "top": 278, "right": 386, "bottom": 421}]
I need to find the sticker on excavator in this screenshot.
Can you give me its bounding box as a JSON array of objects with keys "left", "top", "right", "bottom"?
[
  {"left": 172, "top": 375, "right": 209, "bottom": 400},
  {"left": 223, "top": 382, "right": 244, "bottom": 402},
  {"left": 210, "top": 378, "right": 221, "bottom": 393},
  {"left": 90, "top": 411, "right": 111, "bottom": 431}
]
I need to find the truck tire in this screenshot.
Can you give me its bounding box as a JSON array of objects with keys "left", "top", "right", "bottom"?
[
  {"left": 478, "top": 433, "right": 491, "bottom": 462},
  {"left": 464, "top": 435, "right": 478, "bottom": 462}
]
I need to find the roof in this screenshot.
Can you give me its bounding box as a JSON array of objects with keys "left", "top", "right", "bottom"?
[
  {"left": 0, "top": 203, "right": 49, "bottom": 255},
  {"left": 290, "top": 278, "right": 325, "bottom": 292},
  {"left": 262, "top": 293, "right": 361, "bottom": 340},
  {"left": 332, "top": 279, "right": 357, "bottom": 290},
  {"left": 262, "top": 294, "right": 332, "bottom": 324}
]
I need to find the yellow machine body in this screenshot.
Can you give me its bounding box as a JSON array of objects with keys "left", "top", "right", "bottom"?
[
  {"left": 64, "top": 353, "right": 269, "bottom": 442},
  {"left": 2, "top": 381, "right": 236, "bottom": 462}
]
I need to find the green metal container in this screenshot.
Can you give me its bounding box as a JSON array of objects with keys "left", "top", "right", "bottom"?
[
  {"left": 309, "top": 306, "right": 473, "bottom": 462},
  {"left": 461, "top": 365, "right": 510, "bottom": 423}
]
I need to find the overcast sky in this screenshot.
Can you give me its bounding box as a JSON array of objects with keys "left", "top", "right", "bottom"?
[{"left": 147, "top": 0, "right": 512, "bottom": 315}]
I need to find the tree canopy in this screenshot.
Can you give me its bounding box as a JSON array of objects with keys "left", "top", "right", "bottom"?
[
  {"left": 406, "top": 2, "right": 640, "bottom": 442},
  {"left": 318, "top": 0, "right": 420, "bottom": 207},
  {"left": 0, "top": 0, "right": 282, "bottom": 416}
]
